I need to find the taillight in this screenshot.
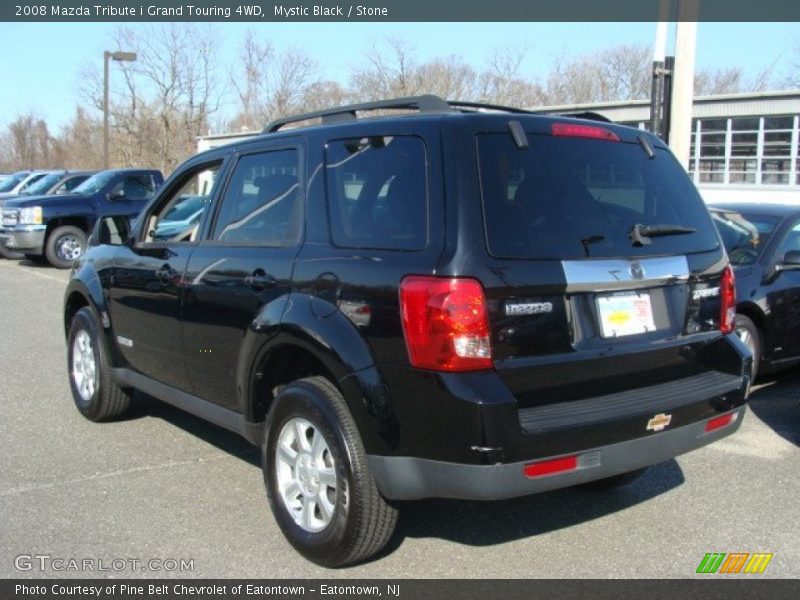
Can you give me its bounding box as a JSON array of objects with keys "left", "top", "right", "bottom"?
[
  {"left": 551, "top": 123, "right": 620, "bottom": 142},
  {"left": 720, "top": 265, "right": 736, "bottom": 334},
  {"left": 399, "top": 276, "right": 492, "bottom": 372}
]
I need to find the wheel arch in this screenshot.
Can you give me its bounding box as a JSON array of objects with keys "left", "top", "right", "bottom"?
[
  {"left": 239, "top": 293, "right": 383, "bottom": 450},
  {"left": 736, "top": 301, "right": 768, "bottom": 354}
]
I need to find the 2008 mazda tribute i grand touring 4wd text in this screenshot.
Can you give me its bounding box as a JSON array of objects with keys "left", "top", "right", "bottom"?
[{"left": 62, "top": 95, "right": 752, "bottom": 567}]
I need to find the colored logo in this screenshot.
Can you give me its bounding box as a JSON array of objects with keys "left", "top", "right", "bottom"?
[
  {"left": 696, "top": 552, "right": 773, "bottom": 574},
  {"left": 646, "top": 413, "right": 672, "bottom": 432}
]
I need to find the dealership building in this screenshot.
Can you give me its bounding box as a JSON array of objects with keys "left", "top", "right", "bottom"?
[{"left": 199, "top": 89, "right": 800, "bottom": 205}]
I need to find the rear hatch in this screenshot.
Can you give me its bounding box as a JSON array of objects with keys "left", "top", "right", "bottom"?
[{"left": 474, "top": 120, "right": 742, "bottom": 420}]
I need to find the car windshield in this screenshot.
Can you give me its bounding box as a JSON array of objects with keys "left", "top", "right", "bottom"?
[
  {"left": 162, "top": 195, "right": 205, "bottom": 222},
  {"left": 710, "top": 210, "right": 780, "bottom": 266},
  {"left": 0, "top": 172, "right": 29, "bottom": 193},
  {"left": 71, "top": 171, "right": 117, "bottom": 195},
  {"left": 477, "top": 132, "right": 720, "bottom": 259},
  {"left": 21, "top": 173, "right": 63, "bottom": 196}
]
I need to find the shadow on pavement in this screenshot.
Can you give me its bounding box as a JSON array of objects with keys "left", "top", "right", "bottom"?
[
  {"left": 379, "top": 459, "right": 683, "bottom": 555},
  {"left": 127, "top": 391, "right": 260, "bottom": 467},
  {"left": 748, "top": 369, "right": 800, "bottom": 448},
  {"left": 126, "top": 387, "right": 690, "bottom": 555}
]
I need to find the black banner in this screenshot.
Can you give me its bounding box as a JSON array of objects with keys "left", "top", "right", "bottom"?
[
  {"left": 3, "top": 0, "right": 800, "bottom": 22},
  {"left": 4, "top": 580, "right": 800, "bottom": 600}
]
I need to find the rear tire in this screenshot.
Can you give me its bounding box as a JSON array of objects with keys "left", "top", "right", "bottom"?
[
  {"left": 46, "top": 225, "right": 87, "bottom": 269},
  {"left": 734, "top": 314, "right": 761, "bottom": 380},
  {"left": 576, "top": 468, "right": 647, "bottom": 491},
  {"left": 67, "top": 307, "right": 132, "bottom": 421},
  {"left": 263, "top": 376, "right": 397, "bottom": 567}
]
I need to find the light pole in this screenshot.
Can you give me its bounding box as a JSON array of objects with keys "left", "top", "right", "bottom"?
[{"left": 103, "top": 50, "right": 137, "bottom": 169}]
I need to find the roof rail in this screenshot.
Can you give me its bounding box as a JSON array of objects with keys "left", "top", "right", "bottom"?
[
  {"left": 446, "top": 100, "right": 533, "bottom": 115},
  {"left": 263, "top": 94, "right": 451, "bottom": 133}
]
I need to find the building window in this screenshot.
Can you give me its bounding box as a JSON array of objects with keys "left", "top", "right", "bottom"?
[{"left": 689, "top": 113, "right": 798, "bottom": 187}]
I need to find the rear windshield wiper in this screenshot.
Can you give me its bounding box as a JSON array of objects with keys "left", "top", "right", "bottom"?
[{"left": 629, "top": 223, "right": 696, "bottom": 246}]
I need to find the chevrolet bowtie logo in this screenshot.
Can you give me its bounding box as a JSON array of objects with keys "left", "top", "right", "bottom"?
[{"left": 646, "top": 413, "right": 672, "bottom": 432}]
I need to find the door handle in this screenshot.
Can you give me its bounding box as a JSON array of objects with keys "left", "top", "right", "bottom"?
[
  {"left": 155, "top": 264, "right": 176, "bottom": 282},
  {"left": 244, "top": 270, "right": 276, "bottom": 291}
]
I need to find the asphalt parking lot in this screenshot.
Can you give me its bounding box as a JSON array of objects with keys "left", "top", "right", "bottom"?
[{"left": 0, "top": 257, "right": 798, "bottom": 579}]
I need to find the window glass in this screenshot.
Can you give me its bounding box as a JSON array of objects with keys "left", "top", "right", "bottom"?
[
  {"left": 145, "top": 164, "right": 220, "bottom": 244},
  {"left": 58, "top": 175, "right": 89, "bottom": 193},
  {"left": 18, "top": 173, "right": 46, "bottom": 191},
  {"left": 325, "top": 136, "right": 427, "bottom": 251},
  {"left": 0, "top": 172, "right": 28, "bottom": 192},
  {"left": 776, "top": 220, "right": 800, "bottom": 258},
  {"left": 72, "top": 171, "right": 117, "bottom": 195},
  {"left": 213, "top": 150, "right": 300, "bottom": 245},
  {"left": 710, "top": 210, "right": 779, "bottom": 266},
  {"left": 21, "top": 173, "right": 62, "bottom": 196},
  {"left": 109, "top": 175, "right": 157, "bottom": 201},
  {"left": 702, "top": 118, "right": 729, "bottom": 132},
  {"left": 477, "top": 133, "right": 719, "bottom": 259}
]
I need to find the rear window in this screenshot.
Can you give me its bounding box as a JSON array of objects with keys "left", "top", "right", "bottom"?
[{"left": 477, "top": 132, "right": 719, "bottom": 259}]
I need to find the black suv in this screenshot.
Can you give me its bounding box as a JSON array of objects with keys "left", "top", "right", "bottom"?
[{"left": 63, "top": 96, "right": 751, "bottom": 567}]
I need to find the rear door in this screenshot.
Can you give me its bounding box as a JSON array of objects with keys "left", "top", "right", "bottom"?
[
  {"left": 473, "top": 123, "right": 733, "bottom": 409},
  {"left": 182, "top": 139, "right": 303, "bottom": 410}
]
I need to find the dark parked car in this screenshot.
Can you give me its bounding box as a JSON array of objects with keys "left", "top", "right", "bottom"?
[
  {"left": 0, "top": 168, "right": 163, "bottom": 268},
  {"left": 0, "top": 170, "right": 33, "bottom": 195},
  {"left": 63, "top": 96, "right": 750, "bottom": 567},
  {"left": 0, "top": 170, "right": 96, "bottom": 259},
  {"left": 710, "top": 202, "right": 800, "bottom": 379}
]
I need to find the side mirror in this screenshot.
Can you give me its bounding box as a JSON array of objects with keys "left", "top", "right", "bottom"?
[
  {"left": 779, "top": 250, "right": 800, "bottom": 268},
  {"left": 91, "top": 215, "right": 132, "bottom": 247},
  {"left": 107, "top": 188, "right": 126, "bottom": 202},
  {"left": 764, "top": 250, "right": 800, "bottom": 283}
]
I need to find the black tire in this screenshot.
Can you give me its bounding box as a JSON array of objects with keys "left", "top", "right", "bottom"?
[
  {"left": 67, "top": 307, "right": 132, "bottom": 421},
  {"left": 576, "top": 468, "right": 647, "bottom": 491},
  {"left": 263, "top": 376, "right": 398, "bottom": 567},
  {"left": 45, "top": 225, "right": 87, "bottom": 269},
  {"left": 734, "top": 314, "right": 761, "bottom": 381},
  {"left": 0, "top": 241, "right": 23, "bottom": 259}
]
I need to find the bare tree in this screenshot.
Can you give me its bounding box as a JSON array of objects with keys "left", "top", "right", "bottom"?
[{"left": 228, "top": 31, "right": 320, "bottom": 128}]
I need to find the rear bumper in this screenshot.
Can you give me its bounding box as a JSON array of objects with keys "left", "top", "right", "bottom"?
[
  {"left": 0, "top": 226, "right": 45, "bottom": 254},
  {"left": 370, "top": 406, "right": 745, "bottom": 500}
]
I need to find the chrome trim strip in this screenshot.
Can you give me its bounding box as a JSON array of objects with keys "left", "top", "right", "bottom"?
[{"left": 561, "top": 255, "right": 690, "bottom": 292}]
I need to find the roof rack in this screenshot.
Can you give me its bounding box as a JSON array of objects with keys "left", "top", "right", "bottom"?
[
  {"left": 446, "top": 100, "right": 533, "bottom": 115},
  {"left": 262, "top": 95, "right": 535, "bottom": 133},
  {"left": 263, "top": 95, "right": 451, "bottom": 133}
]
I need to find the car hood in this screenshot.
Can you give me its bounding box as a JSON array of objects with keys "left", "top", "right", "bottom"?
[{"left": 2, "top": 193, "right": 89, "bottom": 209}]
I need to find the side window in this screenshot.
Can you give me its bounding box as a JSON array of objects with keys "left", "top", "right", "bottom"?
[
  {"left": 143, "top": 163, "right": 221, "bottom": 244},
  {"left": 326, "top": 136, "right": 427, "bottom": 250},
  {"left": 212, "top": 149, "right": 300, "bottom": 246},
  {"left": 776, "top": 220, "right": 800, "bottom": 259},
  {"left": 110, "top": 175, "right": 157, "bottom": 201}
]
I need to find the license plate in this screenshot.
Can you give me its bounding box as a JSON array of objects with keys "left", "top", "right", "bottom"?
[{"left": 596, "top": 292, "right": 656, "bottom": 338}]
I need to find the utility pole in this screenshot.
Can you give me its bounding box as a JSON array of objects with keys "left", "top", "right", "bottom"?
[
  {"left": 649, "top": 11, "right": 669, "bottom": 138},
  {"left": 668, "top": 1, "right": 699, "bottom": 169},
  {"left": 103, "top": 50, "right": 137, "bottom": 169}
]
